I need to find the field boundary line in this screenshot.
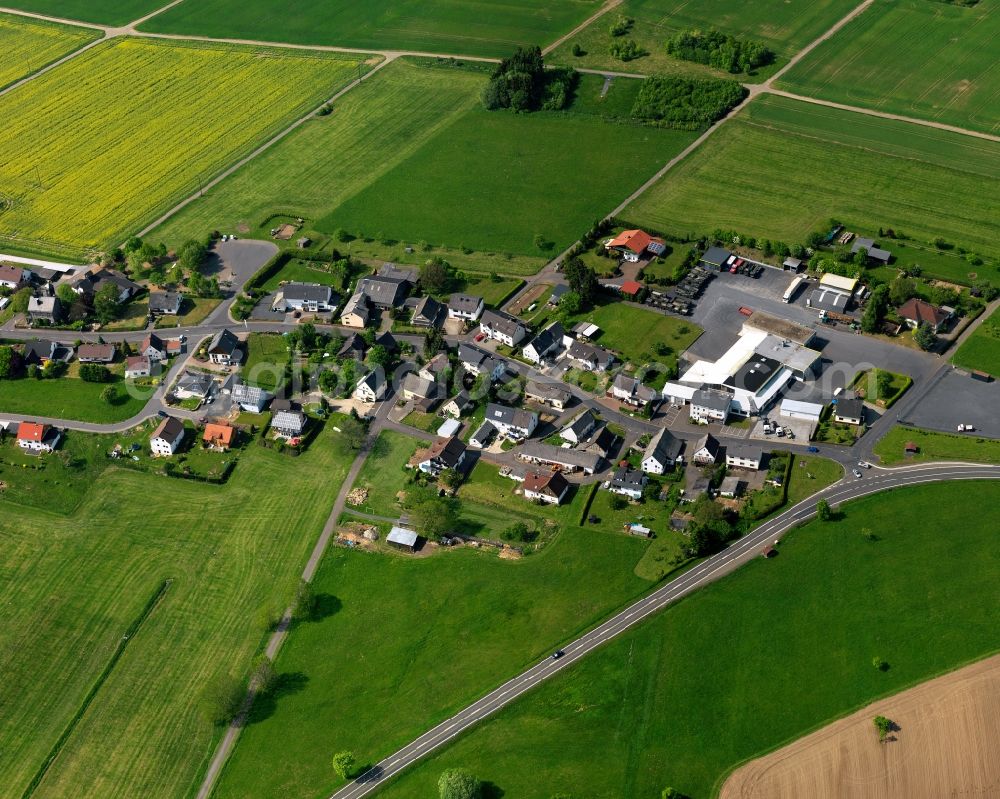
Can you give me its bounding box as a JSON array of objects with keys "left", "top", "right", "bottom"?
[
  {"left": 0, "top": 6, "right": 107, "bottom": 31},
  {"left": 136, "top": 54, "right": 395, "bottom": 241},
  {"left": 20, "top": 579, "right": 173, "bottom": 799},
  {"left": 0, "top": 30, "right": 107, "bottom": 100},
  {"left": 542, "top": 0, "right": 623, "bottom": 56}
]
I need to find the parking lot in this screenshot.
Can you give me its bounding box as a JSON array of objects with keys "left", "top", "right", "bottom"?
[{"left": 900, "top": 369, "right": 1000, "bottom": 439}]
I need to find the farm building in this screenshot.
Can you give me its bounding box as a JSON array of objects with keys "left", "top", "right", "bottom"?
[
  {"left": 780, "top": 398, "right": 824, "bottom": 422},
  {"left": 516, "top": 441, "right": 601, "bottom": 475},
  {"left": 387, "top": 526, "right": 419, "bottom": 552},
  {"left": 699, "top": 246, "right": 731, "bottom": 271},
  {"left": 851, "top": 237, "right": 891, "bottom": 265}
]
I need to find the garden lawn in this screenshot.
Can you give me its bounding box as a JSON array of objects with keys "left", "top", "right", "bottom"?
[
  {"left": 141, "top": 0, "right": 602, "bottom": 57},
  {"left": 777, "top": 0, "right": 1000, "bottom": 135},
  {"left": 549, "top": 0, "right": 856, "bottom": 78},
  {"left": 953, "top": 305, "right": 1000, "bottom": 377},
  {"left": 785, "top": 454, "right": 844, "bottom": 505},
  {"left": 0, "top": 38, "right": 368, "bottom": 259},
  {"left": 874, "top": 424, "right": 1000, "bottom": 466},
  {"left": 242, "top": 333, "right": 291, "bottom": 391},
  {"left": 320, "top": 101, "right": 698, "bottom": 257},
  {"left": 373, "top": 480, "right": 1000, "bottom": 799},
  {"left": 349, "top": 430, "right": 421, "bottom": 517},
  {"left": 153, "top": 296, "right": 221, "bottom": 328},
  {"left": 0, "top": 12, "right": 99, "bottom": 90},
  {"left": 0, "top": 375, "right": 149, "bottom": 423},
  {"left": 851, "top": 368, "right": 911, "bottom": 408},
  {"left": 260, "top": 259, "right": 349, "bottom": 292},
  {"left": 581, "top": 299, "right": 702, "bottom": 369},
  {"left": 210, "top": 525, "right": 653, "bottom": 799},
  {"left": 0, "top": 422, "right": 356, "bottom": 799},
  {"left": 626, "top": 94, "right": 1000, "bottom": 275},
  {"left": 0, "top": 0, "right": 164, "bottom": 26},
  {"left": 149, "top": 59, "right": 483, "bottom": 249}
]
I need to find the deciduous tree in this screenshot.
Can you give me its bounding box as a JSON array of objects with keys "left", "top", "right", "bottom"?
[
  {"left": 332, "top": 750, "right": 355, "bottom": 780},
  {"left": 438, "top": 768, "right": 481, "bottom": 799}
]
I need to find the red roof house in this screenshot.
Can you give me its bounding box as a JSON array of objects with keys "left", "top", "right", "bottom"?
[
  {"left": 16, "top": 421, "right": 61, "bottom": 452},
  {"left": 897, "top": 298, "right": 950, "bottom": 332},
  {"left": 605, "top": 229, "right": 666, "bottom": 262}
]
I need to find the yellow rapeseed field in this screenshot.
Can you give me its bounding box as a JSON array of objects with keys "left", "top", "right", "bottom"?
[
  {"left": 0, "top": 12, "right": 99, "bottom": 91},
  {"left": 0, "top": 38, "right": 367, "bottom": 258}
]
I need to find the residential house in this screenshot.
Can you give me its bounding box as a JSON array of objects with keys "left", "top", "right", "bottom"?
[
  {"left": 21, "top": 339, "right": 57, "bottom": 366},
  {"left": 563, "top": 338, "right": 614, "bottom": 372},
  {"left": 522, "top": 321, "right": 564, "bottom": 365},
  {"left": 524, "top": 379, "right": 571, "bottom": 410},
  {"left": 27, "top": 295, "right": 60, "bottom": 324},
  {"left": 417, "top": 436, "right": 467, "bottom": 476},
  {"left": 523, "top": 470, "right": 570, "bottom": 505},
  {"left": 442, "top": 391, "right": 475, "bottom": 418},
  {"left": 418, "top": 353, "right": 450, "bottom": 383},
  {"left": 585, "top": 426, "right": 619, "bottom": 459},
  {"left": 77, "top": 343, "right": 116, "bottom": 363},
  {"left": 358, "top": 270, "right": 412, "bottom": 308},
  {"left": 611, "top": 373, "right": 657, "bottom": 408},
  {"left": 548, "top": 284, "right": 569, "bottom": 306},
  {"left": 166, "top": 338, "right": 184, "bottom": 358},
  {"left": 479, "top": 310, "right": 528, "bottom": 348},
  {"left": 682, "top": 476, "right": 712, "bottom": 503},
  {"left": 516, "top": 441, "right": 601, "bottom": 475},
  {"left": 231, "top": 381, "right": 270, "bottom": 412},
  {"left": 140, "top": 333, "right": 169, "bottom": 361},
  {"left": 834, "top": 398, "right": 865, "bottom": 426},
  {"left": 148, "top": 291, "right": 182, "bottom": 316},
  {"left": 726, "top": 445, "right": 763, "bottom": 471},
  {"left": 374, "top": 331, "right": 399, "bottom": 354},
  {"left": 469, "top": 420, "right": 496, "bottom": 449},
  {"left": 0, "top": 264, "right": 30, "bottom": 289},
  {"left": 411, "top": 295, "right": 445, "bottom": 328},
  {"left": 447, "top": 294, "right": 484, "bottom": 322},
  {"left": 851, "top": 237, "right": 891, "bottom": 266},
  {"left": 401, "top": 373, "right": 443, "bottom": 411},
  {"left": 203, "top": 422, "right": 236, "bottom": 451},
  {"left": 16, "top": 422, "right": 61, "bottom": 453},
  {"left": 70, "top": 268, "right": 140, "bottom": 303},
  {"left": 337, "top": 333, "right": 368, "bottom": 361},
  {"left": 691, "top": 433, "right": 720, "bottom": 465},
  {"left": 605, "top": 229, "right": 667, "bottom": 262},
  {"left": 339, "top": 292, "right": 371, "bottom": 328},
  {"left": 125, "top": 355, "right": 152, "bottom": 378},
  {"left": 641, "top": 428, "right": 683, "bottom": 474},
  {"left": 280, "top": 282, "right": 337, "bottom": 313},
  {"left": 458, "top": 344, "right": 505, "bottom": 382},
  {"left": 561, "top": 409, "right": 597, "bottom": 444},
  {"left": 150, "top": 416, "right": 185, "bottom": 457},
  {"left": 207, "top": 328, "right": 243, "bottom": 366},
  {"left": 485, "top": 403, "right": 538, "bottom": 440},
  {"left": 897, "top": 298, "right": 951, "bottom": 332},
  {"left": 690, "top": 388, "right": 732, "bottom": 423},
  {"left": 174, "top": 370, "right": 215, "bottom": 401},
  {"left": 353, "top": 369, "right": 387, "bottom": 403},
  {"left": 270, "top": 401, "right": 306, "bottom": 438},
  {"left": 608, "top": 467, "right": 647, "bottom": 500}
]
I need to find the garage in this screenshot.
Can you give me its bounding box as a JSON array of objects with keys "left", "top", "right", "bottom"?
[{"left": 780, "top": 398, "right": 824, "bottom": 422}]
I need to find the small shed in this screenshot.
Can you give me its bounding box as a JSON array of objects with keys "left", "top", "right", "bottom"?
[
  {"left": 782, "top": 257, "right": 803, "bottom": 272},
  {"left": 761, "top": 545, "right": 777, "bottom": 558},
  {"left": 387, "top": 526, "right": 419, "bottom": 552},
  {"left": 904, "top": 441, "right": 919, "bottom": 456},
  {"left": 436, "top": 418, "right": 461, "bottom": 438},
  {"left": 296, "top": 236, "right": 312, "bottom": 249}
]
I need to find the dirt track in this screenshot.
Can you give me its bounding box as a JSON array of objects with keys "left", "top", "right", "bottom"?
[{"left": 721, "top": 653, "right": 1000, "bottom": 799}]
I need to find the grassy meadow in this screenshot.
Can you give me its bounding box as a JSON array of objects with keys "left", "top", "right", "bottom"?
[
  {"left": 0, "top": 374, "right": 150, "bottom": 423},
  {"left": 953, "top": 305, "right": 1000, "bottom": 377},
  {"left": 777, "top": 0, "right": 1000, "bottom": 135},
  {"left": 141, "top": 0, "right": 602, "bottom": 57},
  {"left": 549, "top": 0, "right": 856, "bottom": 77},
  {"left": 0, "top": 38, "right": 368, "bottom": 259},
  {"left": 210, "top": 522, "right": 653, "bottom": 799},
  {"left": 874, "top": 424, "right": 1000, "bottom": 466},
  {"left": 0, "top": 0, "right": 165, "bottom": 26},
  {"left": 0, "top": 12, "right": 99, "bottom": 90},
  {"left": 626, "top": 95, "right": 1000, "bottom": 273},
  {"left": 373, "top": 481, "right": 1000, "bottom": 799},
  {"left": 0, "top": 421, "right": 356, "bottom": 799}
]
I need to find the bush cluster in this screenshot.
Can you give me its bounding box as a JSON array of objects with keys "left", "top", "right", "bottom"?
[
  {"left": 665, "top": 29, "right": 774, "bottom": 73},
  {"left": 481, "top": 47, "right": 576, "bottom": 112},
  {"left": 631, "top": 76, "right": 747, "bottom": 129}
]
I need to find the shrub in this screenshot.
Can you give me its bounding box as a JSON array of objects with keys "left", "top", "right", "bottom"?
[
  {"left": 631, "top": 76, "right": 747, "bottom": 129},
  {"left": 665, "top": 29, "right": 774, "bottom": 73}
]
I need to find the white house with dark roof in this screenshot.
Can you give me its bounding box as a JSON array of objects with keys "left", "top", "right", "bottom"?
[
  {"left": 411, "top": 295, "right": 445, "bottom": 328},
  {"left": 524, "top": 380, "right": 571, "bottom": 410},
  {"left": 416, "top": 436, "right": 467, "bottom": 476},
  {"left": 522, "top": 321, "right": 564, "bottom": 365},
  {"left": 231, "top": 381, "right": 270, "bottom": 412},
  {"left": 485, "top": 403, "right": 537, "bottom": 440},
  {"left": 207, "top": 329, "right": 243, "bottom": 366},
  {"left": 148, "top": 290, "right": 182, "bottom": 316},
  {"left": 353, "top": 369, "right": 387, "bottom": 403},
  {"left": 562, "top": 338, "right": 614, "bottom": 372},
  {"left": 279, "top": 282, "right": 336, "bottom": 313},
  {"left": 690, "top": 388, "right": 732, "bottom": 423},
  {"left": 561, "top": 409, "right": 597, "bottom": 444},
  {"left": 469, "top": 420, "right": 496, "bottom": 449},
  {"left": 725, "top": 444, "right": 763, "bottom": 470},
  {"left": 457, "top": 343, "right": 505, "bottom": 383},
  {"left": 150, "top": 417, "right": 185, "bottom": 457},
  {"left": 479, "top": 310, "right": 528, "bottom": 348},
  {"left": 523, "top": 470, "right": 570, "bottom": 505},
  {"left": 642, "top": 428, "right": 683, "bottom": 474},
  {"left": 447, "top": 294, "right": 484, "bottom": 321},
  {"left": 608, "top": 467, "right": 647, "bottom": 500},
  {"left": 691, "top": 433, "right": 720, "bottom": 465}
]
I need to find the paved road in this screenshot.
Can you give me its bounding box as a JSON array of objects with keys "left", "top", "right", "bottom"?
[{"left": 327, "top": 460, "right": 1000, "bottom": 798}]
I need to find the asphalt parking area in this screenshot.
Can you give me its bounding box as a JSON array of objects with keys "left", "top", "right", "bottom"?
[{"left": 900, "top": 369, "right": 1000, "bottom": 439}]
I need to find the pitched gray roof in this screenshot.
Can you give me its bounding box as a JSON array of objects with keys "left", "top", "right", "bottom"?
[
  {"left": 447, "top": 294, "right": 483, "bottom": 313},
  {"left": 692, "top": 388, "right": 732, "bottom": 412},
  {"left": 283, "top": 282, "right": 333, "bottom": 303},
  {"left": 485, "top": 403, "right": 537, "bottom": 430},
  {"left": 644, "top": 428, "right": 682, "bottom": 465}
]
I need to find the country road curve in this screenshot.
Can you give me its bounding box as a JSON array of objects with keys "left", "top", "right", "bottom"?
[{"left": 327, "top": 461, "right": 1000, "bottom": 799}]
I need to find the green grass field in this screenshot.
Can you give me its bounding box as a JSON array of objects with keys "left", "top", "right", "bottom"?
[
  {"left": 0, "top": 420, "right": 356, "bottom": 799},
  {"left": 0, "top": 38, "right": 367, "bottom": 259},
  {"left": 953, "top": 305, "right": 1000, "bottom": 376},
  {"left": 210, "top": 522, "right": 653, "bottom": 799},
  {"left": 141, "top": 0, "right": 602, "bottom": 57},
  {"left": 549, "top": 0, "right": 856, "bottom": 77},
  {"left": 152, "top": 58, "right": 697, "bottom": 266},
  {"left": 242, "top": 333, "right": 291, "bottom": 390},
  {"left": 260, "top": 259, "right": 348, "bottom": 292},
  {"left": 373, "top": 480, "right": 1000, "bottom": 799},
  {"left": 0, "top": 12, "right": 99, "bottom": 90},
  {"left": 626, "top": 95, "right": 1000, "bottom": 276},
  {"left": 0, "top": 375, "right": 150, "bottom": 423},
  {"left": 777, "top": 0, "right": 1000, "bottom": 135},
  {"left": 0, "top": 0, "right": 164, "bottom": 26},
  {"left": 874, "top": 424, "right": 1000, "bottom": 465}
]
